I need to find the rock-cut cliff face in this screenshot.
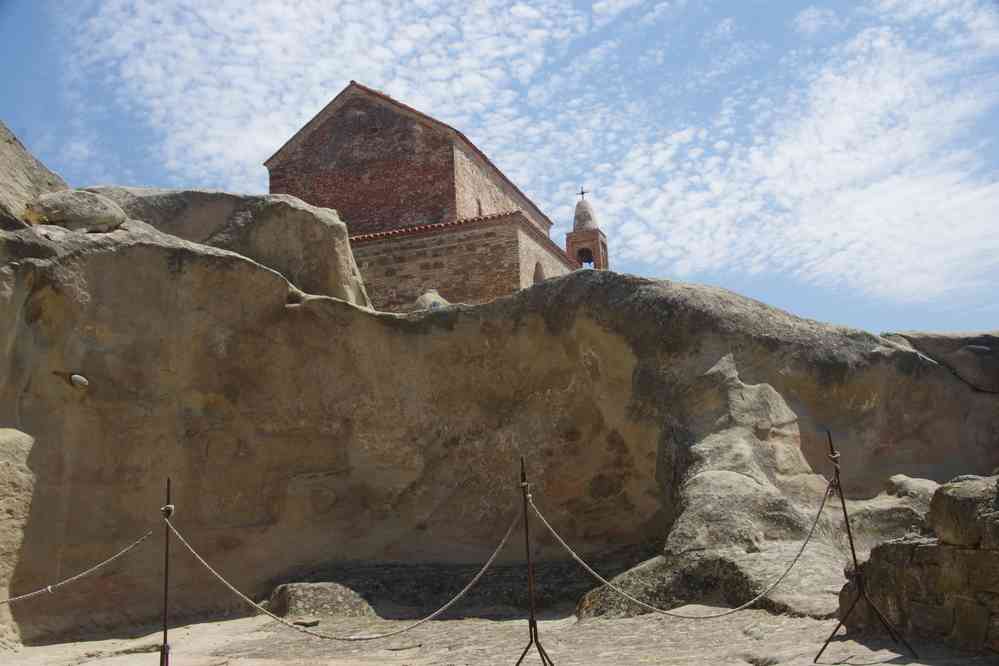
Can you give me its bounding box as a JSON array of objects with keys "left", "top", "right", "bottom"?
[{"left": 0, "top": 131, "right": 997, "bottom": 646}]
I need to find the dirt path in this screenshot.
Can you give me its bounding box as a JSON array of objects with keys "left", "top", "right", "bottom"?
[{"left": 11, "top": 608, "right": 998, "bottom": 665}]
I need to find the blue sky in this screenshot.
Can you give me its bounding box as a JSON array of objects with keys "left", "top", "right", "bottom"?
[{"left": 2, "top": 0, "right": 997, "bottom": 333}]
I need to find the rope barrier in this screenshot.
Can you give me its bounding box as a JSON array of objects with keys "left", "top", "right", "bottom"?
[
  {"left": 0, "top": 530, "right": 154, "bottom": 606},
  {"left": 164, "top": 511, "right": 521, "bottom": 641},
  {"left": 530, "top": 482, "right": 833, "bottom": 620}
]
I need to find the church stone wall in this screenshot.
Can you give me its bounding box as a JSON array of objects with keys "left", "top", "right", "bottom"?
[
  {"left": 268, "top": 94, "right": 456, "bottom": 236},
  {"left": 453, "top": 144, "right": 549, "bottom": 233},
  {"left": 517, "top": 227, "right": 575, "bottom": 288},
  {"left": 353, "top": 221, "right": 521, "bottom": 311}
]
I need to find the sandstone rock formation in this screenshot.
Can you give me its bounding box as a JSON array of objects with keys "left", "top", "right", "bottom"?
[
  {"left": 929, "top": 474, "right": 999, "bottom": 548},
  {"left": 269, "top": 582, "right": 377, "bottom": 620},
  {"left": 1, "top": 144, "right": 997, "bottom": 646},
  {"left": 87, "top": 186, "right": 370, "bottom": 307},
  {"left": 408, "top": 289, "right": 450, "bottom": 312},
  {"left": 24, "top": 190, "right": 127, "bottom": 232},
  {"left": 0, "top": 122, "right": 67, "bottom": 229},
  {"left": 0, "top": 429, "right": 34, "bottom": 650},
  {"left": 843, "top": 475, "right": 999, "bottom": 653},
  {"left": 2, "top": 207, "right": 997, "bottom": 643},
  {"left": 885, "top": 331, "right": 999, "bottom": 393}
]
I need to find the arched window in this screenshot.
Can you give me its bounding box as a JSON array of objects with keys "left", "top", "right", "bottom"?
[
  {"left": 533, "top": 262, "right": 545, "bottom": 284},
  {"left": 577, "top": 247, "right": 595, "bottom": 268}
]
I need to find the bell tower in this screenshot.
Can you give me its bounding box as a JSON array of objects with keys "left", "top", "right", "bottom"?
[{"left": 564, "top": 188, "right": 609, "bottom": 269}]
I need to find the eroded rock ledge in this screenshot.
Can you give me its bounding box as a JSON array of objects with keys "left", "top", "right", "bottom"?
[
  {"left": 2, "top": 213, "right": 997, "bottom": 644},
  {"left": 1, "top": 127, "right": 997, "bottom": 647},
  {"left": 843, "top": 475, "right": 999, "bottom": 653}
]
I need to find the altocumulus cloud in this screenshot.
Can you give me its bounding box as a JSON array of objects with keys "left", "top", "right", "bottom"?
[{"left": 61, "top": 0, "right": 999, "bottom": 305}]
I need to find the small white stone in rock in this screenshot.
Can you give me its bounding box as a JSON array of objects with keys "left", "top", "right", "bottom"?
[{"left": 69, "top": 374, "right": 89, "bottom": 389}]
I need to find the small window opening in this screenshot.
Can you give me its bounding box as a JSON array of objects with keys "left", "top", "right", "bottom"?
[
  {"left": 577, "top": 247, "right": 595, "bottom": 268},
  {"left": 476, "top": 198, "right": 483, "bottom": 216},
  {"left": 533, "top": 262, "right": 545, "bottom": 284}
]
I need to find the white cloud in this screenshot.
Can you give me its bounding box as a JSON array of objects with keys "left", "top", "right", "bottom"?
[
  {"left": 704, "top": 17, "right": 736, "bottom": 42},
  {"left": 65, "top": 0, "right": 587, "bottom": 192},
  {"left": 592, "top": 0, "right": 644, "bottom": 20},
  {"left": 793, "top": 7, "right": 846, "bottom": 36},
  {"left": 58, "top": 0, "right": 999, "bottom": 309},
  {"left": 603, "top": 20, "right": 999, "bottom": 302}
]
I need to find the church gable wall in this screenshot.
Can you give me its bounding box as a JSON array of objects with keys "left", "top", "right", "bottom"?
[
  {"left": 517, "top": 227, "right": 575, "bottom": 288},
  {"left": 353, "top": 221, "right": 521, "bottom": 311},
  {"left": 453, "top": 144, "right": 549, "bottom": 233},
  {"left": 268, "top": 94, "right": 456, "bottom": 235}
]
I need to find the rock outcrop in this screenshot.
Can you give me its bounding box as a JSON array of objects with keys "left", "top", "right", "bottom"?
[
  {"left": 24, "top": 190, "right": 127, "bottom": 232},
  {"left": 2, "top": 210, "right": 997, "bottom": 644},
  {"left": 269, "top": 582, "right": 377, "bottom": 620},
  {"left": 0, "top": 122, "right": 67, "bottom": 229},
  {"left": 929, "top": 475, "right": 999, "bottom": 548},
  {"left": 885, "top": 331, "right": 999, "bottom": 393},
  {"left": 0, "top": 146, "right": 997, "bottom": 645},
  {"left": 842, "top": 475, "right": 999, "bottom": 653},
  {"left": 0, "top": 429, "right": 35, "bottom": 650},
  {"left": 408, "top": 289, "right": 450, "bottom": 312},
  {"left": 87, "top": 186, "right": 370, "bottom": 307}
]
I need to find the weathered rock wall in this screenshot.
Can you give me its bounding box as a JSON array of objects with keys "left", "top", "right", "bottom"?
[
  {"left": 843, "top": 476, "right": 999, "bottom": 653},
  {"left": 0, "top": 122, "right": 66, "bottom": 229},
  {"left": 87, "top": 187, "right": 370, "bottom": 308},
  {"left": 885, "top": 332, "right": 999, "bottom": 394},
  {"left": 0, "top": 429, "right": 34, "bottom": 649},
  {"left": 0, "top": 212, "right": 997, "bottom": 643}
]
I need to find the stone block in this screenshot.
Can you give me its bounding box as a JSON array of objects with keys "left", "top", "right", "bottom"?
[
  {"left": 988, "top": 616, "right": 999, "bottom": 653},
  {"left": 909, "top": 601, "right": 954, "bottom": 636},
  {"left": 951, "top": 599, "right": 990, "bottom": 650},
  {"left": 929, "top": 476, "right": 999, "bottom": 547},
  {"left": 975, "top": 591, "right": 999, "bottom": 612}
]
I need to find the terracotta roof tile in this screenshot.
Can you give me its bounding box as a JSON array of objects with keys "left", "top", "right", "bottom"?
[
  {"left": 349, "top": 209, "right": 578, "bottom": 270},
  {"left": 349, "top": 210, "right": 520, "bottom": 242}
]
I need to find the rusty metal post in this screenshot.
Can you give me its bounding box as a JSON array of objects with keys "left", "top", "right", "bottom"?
[
  {"left": 515, "top": 457, "right": 555, "bottom": 666},
  {"left": 814, "top": 432, "right": 917, "bottom": 663},
  {"left": 160, "top": 477, "right": 171, "bottom": 666}
]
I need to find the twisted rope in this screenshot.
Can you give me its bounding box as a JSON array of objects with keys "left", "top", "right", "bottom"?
[
  {"left": 165, "top": 511, "right": 520, "bottom": 641},
  {"left": 0, "top": 530, "right": 153, "bottom": 606},
  {"left": 531, "top": 482, "right": 833, "bottom": 620}
]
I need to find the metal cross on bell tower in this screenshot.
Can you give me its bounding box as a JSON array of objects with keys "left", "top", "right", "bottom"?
[{"left": 577, "top": 186, "right": 587, "bottom": 200}]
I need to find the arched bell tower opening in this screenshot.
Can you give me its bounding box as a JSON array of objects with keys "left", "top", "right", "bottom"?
[
  {"left": 564, "top": 189, "right": 609, "bottom": 270},
  {"left": 533, "top": 262, "right": 546, "bottom": 284}
]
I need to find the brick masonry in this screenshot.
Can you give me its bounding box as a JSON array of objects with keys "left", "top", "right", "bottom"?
[
  {"left": 353, "top": 213, "right": 575, "bottom": 311},
  {"left": 266, "top": 81, "right": 590, "bottom": 311},
  {"left": 453, "top": 143, "right": 550, "bottom": 235},
  {"left": 566, "top": 227, "right": 610, "bottom": 269},
  {"left": 268, "top": 94, "right": 456, "bottom": 235}
]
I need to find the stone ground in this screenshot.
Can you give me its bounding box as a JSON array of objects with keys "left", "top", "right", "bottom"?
[{"left": 12, "top": 607, "right": 999, "bottom": 665}]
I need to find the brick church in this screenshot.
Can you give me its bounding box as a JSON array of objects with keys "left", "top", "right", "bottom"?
[{"left": 265, "top": 81, "right": 609, "bottom": 311}]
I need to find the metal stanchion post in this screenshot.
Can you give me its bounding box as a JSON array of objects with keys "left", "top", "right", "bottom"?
[
  {"left": 814, "top": 432, "right": 917, "bottom": 663},
  {"left": 515, "top": 457, "right": 555, "bottom": 666},
  {"left": 160, "top": 477, "right": 174, "bottom": 666}
]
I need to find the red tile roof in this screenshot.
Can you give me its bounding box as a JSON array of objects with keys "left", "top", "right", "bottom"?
[
  {"left": 350, "top": 209, "right": 578, "bottom": 270},
  {"left": 349, "top": 210, "right": 520, "bottom": 242}
]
